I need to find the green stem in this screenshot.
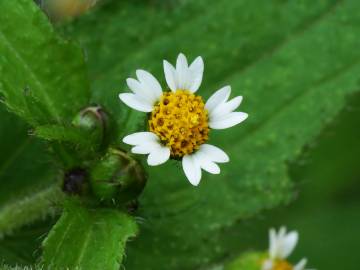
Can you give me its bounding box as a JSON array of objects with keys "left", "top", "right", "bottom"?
[{"left": 0, "top": 184, "right": 65, "bottom": 239}]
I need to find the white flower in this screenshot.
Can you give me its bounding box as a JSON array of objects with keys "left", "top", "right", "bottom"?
[
  {"left": 119, "top": 53, "right": 248, "bottom": 186},
  {"left": 269, "top": 226, "right": 299, "bottom": 260},
  {"left": 262, "top": 227, "right": 314, "bottom": 270}
]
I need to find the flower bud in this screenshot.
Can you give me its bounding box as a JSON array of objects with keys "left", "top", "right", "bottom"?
[
  {"left": 224, "top": 252, "right": 266, "bottom": 270},
  {"left": 90, "top": 148, "right": 147, "bottom": 205},
  {"left": 39, "top": 0, "right": 99, "bottom": 21},
  {"left": 72, "top": 106, "right": 109, "bottom": 152}
]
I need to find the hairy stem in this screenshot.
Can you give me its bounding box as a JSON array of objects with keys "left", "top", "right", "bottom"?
[{"left": 0, "top": 184, "right": 64, "bottom": 239}]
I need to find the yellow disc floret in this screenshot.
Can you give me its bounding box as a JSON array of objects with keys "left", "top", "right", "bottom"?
[
  {"left": 149, "top": 90, "right": 209, "bottom": 158},
  {"left": 272, "top": 260, "right": 293, "bottom": 270}
]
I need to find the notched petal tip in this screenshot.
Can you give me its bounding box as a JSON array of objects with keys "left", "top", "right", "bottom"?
[
  {"left": 118, "top": 93, "right": 153, "bottom": 112},
  {"left": 122, "top": 132, "right": 158, "bottom": 145},
  {"left": 205, "top": 85, "right": 232, "bottom": 112},
  {"left": 163, "top": 59, "right": 177, "bottom": 91},
  {"left": 294, "top": 258, "right": 308, "bottom": 270},
  {"left": 147, "top": 147, "right": 170, "bottom": 166},
  {"left": 177, "top": 52, "right": 187, "bottom": 60},
  {"left": 122, "top": 134, "right": 133, "bottom": 145},
  {"left": 182, "top": 155, "right": 202, "bottom": 186}
]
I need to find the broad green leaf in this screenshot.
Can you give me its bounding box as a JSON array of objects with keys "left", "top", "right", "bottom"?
[
  {"left": 41, "top": 200, "right": 138, "bottom": 270},
  {"left": 63, "top": 0, "right": 360, "bottom": 269},
  {"left": 0, "top": 0, "right": 90, "bottom": 126}
]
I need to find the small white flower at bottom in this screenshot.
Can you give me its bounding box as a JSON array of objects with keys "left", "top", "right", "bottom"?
[
  {"left": 262, "top": 227, "right": 315, "bottom": 270},
  {"left": 120, "top": 53, "right": 248, "bottom": 186}
]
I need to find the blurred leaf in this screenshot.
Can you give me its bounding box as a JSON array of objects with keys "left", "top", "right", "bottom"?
[
  {"left": 63, "top": 0, "right": 360, "bottom": 268},
  {"left": 0, "top": 0, "right": 90, "bottom": 126},
  {"left": 41, "top": 200, "right": 138, "bottom": 270}
]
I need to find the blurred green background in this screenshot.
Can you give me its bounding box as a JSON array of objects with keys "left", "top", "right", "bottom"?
[
  {"left": 0, "top": 0, "right": 360, "bottom": 269},
  {"left": 219, "top": 92, "right": 360, "bottom": 270}
]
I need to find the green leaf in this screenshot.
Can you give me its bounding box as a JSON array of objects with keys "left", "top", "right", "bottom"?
[
  {"left": 0, "top": 119, "right": 60, "bottom": 265},
  {"left": 0, "top": 105, "right": 61, "bottom": 265},
  {"left": 63, "top": 0, "right": 360, "bottom": 269},
  {"left": 0, "top": 105, "right": 61, "bottom": 238},
  {"left": 0, "top": 0, "right": 90, "bottom": 126},
  {"left": 41, "top": 200, "right": 138, "bottom": 270},
  {"left": 34, "top": 125, "right": 91, "bottom": 147}
]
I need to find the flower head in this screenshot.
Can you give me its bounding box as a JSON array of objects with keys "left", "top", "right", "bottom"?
[
  {"left": 262, "top": 227, "right": 314, "bottom": 270},
  {"left": 119, "top": 53, "right": 248, "bottom": 186}
]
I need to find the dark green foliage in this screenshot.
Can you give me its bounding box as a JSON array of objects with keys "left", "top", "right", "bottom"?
[{"left": 0, "top": 220, "right": 54, "bottom": 266}]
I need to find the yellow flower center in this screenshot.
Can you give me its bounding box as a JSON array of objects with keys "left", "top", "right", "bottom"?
[
  {"left": 149, "top": 90, "right": 209, "bottom": 158},
  {"left": 272, "top": 260, "right": 293, "bottom": 270}
]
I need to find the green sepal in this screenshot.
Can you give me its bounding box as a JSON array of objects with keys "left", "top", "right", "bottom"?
[{"left": 224, "top": 252, "right": 266, "bottom": 270}]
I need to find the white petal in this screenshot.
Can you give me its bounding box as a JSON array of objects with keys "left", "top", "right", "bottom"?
[
  {"left": 200, "top": 144, "right": 229, "bottom": 163},
  {"left": 131, "top": 141, "right": 160, "bottom": 154},
  {"left": 205, "top": 86, "right": 231, "bottom": 113},
  {"left": 210, "top": 112, "right": 248, "bottom": 129},
  {"left": 294, "top": 258, "right": 308, "bottom": 270},
  {"left": 182, "top": 154, "right": 202, "bottom": 186},
  {"left": 163, "top": 60, "right": 177, "bottom": 91},
  {"left": 147, "top": 146, "right": 170, "bottom": 166},
  {"left": 278, "top": 226, "right": 287, "bottom": 238},
  {"left": 176, "top": 53, "right": 190, "bottom": 90},
  {"left": 123, "top": 132, "right": 158, "bottom": 145},
  {"left": 119, "top": 93, "right": 153, "bottom": 112},
  {"left": 194, "top": 150, "right": 220, "bottom": 174},
  {"left": 136, "top": 69, "right": 162, "bottom": 101},
  {"left": 269, "top": 228, "right": 277, "bottom": 259},
  {"left": 279, "top": 231, "right": 299, "bottom": 258},
  {"left": 126, "top": 78, "right": 154, "bottom": 103},
  {"left": 188, "top": 56, "right": 204, "bottom": 93},
  {"left": 209, "top": 96, "right": 243, "bottom": 120}
]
